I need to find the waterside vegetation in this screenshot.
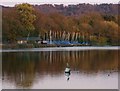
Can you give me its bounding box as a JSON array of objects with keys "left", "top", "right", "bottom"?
[{"left": 2, "top": 3, "right": 120, "bottom": 48}]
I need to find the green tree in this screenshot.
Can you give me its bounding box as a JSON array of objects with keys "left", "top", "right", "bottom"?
[{"left": 15, "top": 3, "right": 36, "bottom": 37}]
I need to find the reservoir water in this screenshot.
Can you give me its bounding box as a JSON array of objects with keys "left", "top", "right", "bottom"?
[{"left": 2, "top": 47, "right": 119, "bottom": 89}]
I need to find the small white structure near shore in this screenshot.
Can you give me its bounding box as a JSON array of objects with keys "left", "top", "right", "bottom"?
[
  {"left": 17, "top": 37, "right": 41, "bottom": 44},
  {"left": 17, "top": 40, "right": 27, "bottom": 44}
]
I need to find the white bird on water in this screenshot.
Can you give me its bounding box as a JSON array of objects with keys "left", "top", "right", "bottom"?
[
  {"left": 65, "top": 63, "right": 71, "bottom": 73},
  {"left": 65, "top": 63, "right": 71, "bottom": 81}
]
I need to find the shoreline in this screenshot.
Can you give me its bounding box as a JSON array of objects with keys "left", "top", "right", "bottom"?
[
  {"left": 1, "top": 43, "right": 120, "bottom": 48},
  {"left": 1, "top": 46, "right": 119, "bottom": 52}
]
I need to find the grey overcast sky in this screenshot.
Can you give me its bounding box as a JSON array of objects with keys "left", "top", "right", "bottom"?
[{"left": 0, "top": 0, "right": 119, "bottom": 7}]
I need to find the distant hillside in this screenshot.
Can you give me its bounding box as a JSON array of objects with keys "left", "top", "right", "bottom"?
[
  {"left": 34, "top": 3, "right": 119, "bottom": 16},
  {"left": 2, "top": 3, "right": 119, "bottom": 16},
  {"left": 2, "top": 3, "right": 120, "bottom": 45}
]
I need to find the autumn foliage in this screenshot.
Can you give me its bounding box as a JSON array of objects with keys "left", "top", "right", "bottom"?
[{"left": 2, "top": 3, "right": 120, "bottom": 45}]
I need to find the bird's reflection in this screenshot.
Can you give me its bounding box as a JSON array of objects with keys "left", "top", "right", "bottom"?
[
  {"left": 65, "top": 72, "right": 71, "bottom": 81},
  {"left": 65, "top": 63, "right": 71, "bottom": 81}
]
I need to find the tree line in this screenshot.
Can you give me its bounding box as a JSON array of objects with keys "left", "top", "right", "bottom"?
[{"left": 2, "top": 3, "right": 120, "bottom": 45}]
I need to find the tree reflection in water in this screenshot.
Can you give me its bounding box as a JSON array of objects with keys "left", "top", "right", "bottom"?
[{"left": 2, "top": 50, "right": 119, "bottom": 88}]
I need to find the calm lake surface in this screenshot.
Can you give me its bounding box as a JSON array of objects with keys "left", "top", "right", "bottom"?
[{"left": 2, "top": 47, "right": 119, "bottom": 89}]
